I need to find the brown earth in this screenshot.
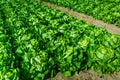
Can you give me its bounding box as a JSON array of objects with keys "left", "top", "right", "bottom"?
[
  {"left": 36, "top": 1, "right": 120, "bottom": 80},
  {"left": 39, "top": 0, "right": 120, "bottom": 35},
  {"left": 46, "top": 70, "right": 120, "bottom": 80}
]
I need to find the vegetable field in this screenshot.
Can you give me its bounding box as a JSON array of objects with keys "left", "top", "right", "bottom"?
[
  {"left": 44, "top": 0, "right": 120, "bottom": 27},
  {"left": 0, "top": 0, "right": 120, "bottom": 80}
]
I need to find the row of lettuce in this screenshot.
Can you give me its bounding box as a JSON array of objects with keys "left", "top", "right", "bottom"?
[
  {"left": 0, "top": 0, "right": 120, "bottom": 80},
  {"left": 44, "top": 0, "right": 120, "bottom": 27}
]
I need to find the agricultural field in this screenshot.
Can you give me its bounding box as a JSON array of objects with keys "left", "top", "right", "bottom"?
[
  {"left": 0, "top": 0, "right": 120, "bottom": 80},
  {"left": 44, "top": 0, "right": 120, "bottom": 27}
]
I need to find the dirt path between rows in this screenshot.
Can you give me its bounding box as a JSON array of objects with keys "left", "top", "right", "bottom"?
[
  {"left": 46, "top": 70, "right": 120, "bottom": 80},
  {"left": 40, "top": 1, "right": 120, "bottom": 35}
]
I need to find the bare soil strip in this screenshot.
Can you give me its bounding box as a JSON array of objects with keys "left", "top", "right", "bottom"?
[
  {"left": 40, "top": 1, "right": 120, "bottom": 35},
  {"left": 46, "top": 70, "right": 120, "bottom": 80}
]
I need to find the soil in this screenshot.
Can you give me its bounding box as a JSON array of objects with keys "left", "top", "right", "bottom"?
[
  {"left": 46, "top": 70, "right": 120, "bottom": 80},
  {"left": 37, "top": 1, "right": 120, "bottom": 80},
  {"left": 39, "top": 0, "right": 120, "bottom": 35}
]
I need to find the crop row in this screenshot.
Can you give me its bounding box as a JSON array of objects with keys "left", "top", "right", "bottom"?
[
  {"left": 0, "top": 0, "right": 120, "bottom": 80},
  {"left": 44, "top": 0, "right": 120, "bottom": 27}
]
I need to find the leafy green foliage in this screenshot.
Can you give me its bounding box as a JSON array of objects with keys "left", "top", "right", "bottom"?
[
  {"left": 0, "top": 12, "right": 19, "bottom": 80},
  {"left": 44, "top": 0, "right": 120, "bottom": 27},
  {"left": 0, "top": 0, "right": 120, "bottom": 80}
]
